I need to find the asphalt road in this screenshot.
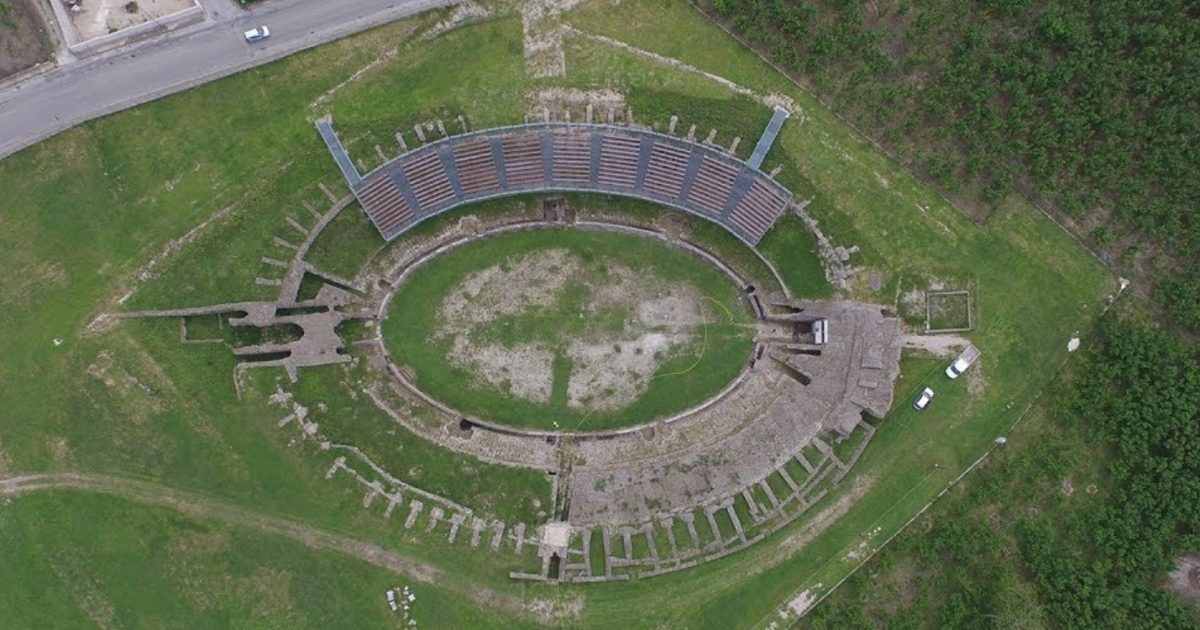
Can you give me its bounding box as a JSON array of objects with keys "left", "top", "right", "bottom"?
[{"left": 0, "top": 0, "right": 459, "bottom": 162}]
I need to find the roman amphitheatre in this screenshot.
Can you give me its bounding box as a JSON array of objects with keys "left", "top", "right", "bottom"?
[{"left": 0, "top": 0, "right": 1119, "bottom": 627}]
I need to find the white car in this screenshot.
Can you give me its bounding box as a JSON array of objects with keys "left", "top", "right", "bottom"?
[
  {"left": 912, "top": 387, "right": 934, "bottom": 410},
  {"left": 244, "top": 25, "right": 270, "bottom": 43},
  {"left": 945, "top": 357, "right": 970, "bottom": 379},
  {"left": 945, "top": 345, "right": 980, "bottom": 379}
]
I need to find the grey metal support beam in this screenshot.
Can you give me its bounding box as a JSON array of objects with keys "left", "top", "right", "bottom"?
[
  {"left": 589, "top": 133, "right": 604, "bottom": 187},
  {"left": 489, "top": 138, "right": 508, "bottom": 189},
  {"left": 633, "top": 136, "right": 654, "bottom": 191},
  {"left": 677, "top": 150, "right": 705, "bottom": 202},
  {"left": 539, "top": 132, "right": 555, "bottom": 185},
  {"left": 315, "top": 116, "right": 362, "bottom": 188},
  {"left": 437, "top": 145, "right": 465, "bottom": 201},
  {"left": 747, "top": 107, "right": 789, "bottom": 170},
  {"left": 388, "top": 168, "right": 423, "bottom": 217},
  {"left": 720, "top": 170, "right": 756, "bottom": 219}
]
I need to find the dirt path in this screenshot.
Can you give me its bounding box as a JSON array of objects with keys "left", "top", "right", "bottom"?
[
  {"left": 901, "top": 333, "right": 969, "bottom": 357},
  {"left": 0, "top": 472, "right": 546, "bottom": 623}
]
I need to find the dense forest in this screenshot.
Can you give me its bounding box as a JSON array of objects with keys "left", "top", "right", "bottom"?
[
  {"left": 702, "top": 0, "right": 1200, "bottom": 326},
  {"left": 807, "top": 316, "right": 1200, "bottom": 627}
]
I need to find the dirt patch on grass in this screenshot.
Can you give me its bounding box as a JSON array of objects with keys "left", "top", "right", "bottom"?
[
  {"left": 520, "top": 0, "right": 588, "bottom": 78},
  {"left": 526, "top": 87, "right": 626, "bottom": 122},
  {"left": 528, "top": 592, "right": 585, "bottom": 623},
  {"left": 453, "top": 338, "right": 556, "bottom": 403},
  {"left": 434, "top": 248, "right": 716, "bottom": 412},
  {"left": 0, "top": 443, "right": 11, "bottom": 475},
  {"left": 242, "top": 567, "right": 297, "bottom": 618},
  {"left": 567, "top": 331, "right": 689, "bottom": 410},
  {"left": 1166, "top": 554, "right": 1200, "bottom": 606},
  {"left": 46, "top": 551, "right": 118, "bottom": 629},
  {"left": 0, "top": 0, "right": 51, "bottom": 80},
  {"left": 901, "top": 333, "right": 969, "bottom": 357},
  {"left": 47, "top": 436, "right": 74, "bottom": 468}
]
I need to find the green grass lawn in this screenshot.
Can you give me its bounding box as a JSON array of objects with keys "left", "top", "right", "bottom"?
[
  {"left": 0, "top": 491, "right": 523, "bottom": 629},
  {"left": 0, "top": 0, "right": 1116, "bottom": 627},
  {"left": 382, "top": 226, "right": 754, "bottom": 432}
]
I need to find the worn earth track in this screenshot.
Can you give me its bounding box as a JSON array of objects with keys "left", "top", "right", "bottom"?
[{"left": 0, "top": 472, "right": 543, "bottom": 623}]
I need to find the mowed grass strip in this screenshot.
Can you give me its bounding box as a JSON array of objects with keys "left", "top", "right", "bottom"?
[{"left": 382, "top": 227, "right": 754, "bottom": 432}]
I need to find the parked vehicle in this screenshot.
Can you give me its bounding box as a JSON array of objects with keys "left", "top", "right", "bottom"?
[
  {"left": 913, "top": 387, "right": 935, "bottom": 410},
  {"left": 945, "top": 345, "right": 980, "bottom": 379},
  {"left": 244, "top": 26, "right": 271, "bottom": 43}
]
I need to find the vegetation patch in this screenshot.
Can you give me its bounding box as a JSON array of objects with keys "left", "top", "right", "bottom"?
[
  {"left": 809, "top": 316, "right": 1200, "bottom": 627},
  {"left": 0, "top": 0, "right": 50, "bottom": 80},
  {"left": 926, "top": 290, "right": 972, "bottom": 333},
  {"left": 697, "top": 0, "right": 1200, "bottom": 328}
]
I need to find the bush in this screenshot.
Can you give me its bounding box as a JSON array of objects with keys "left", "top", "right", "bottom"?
[{"left": 1158, "top": 267, "right": 1200, "bottom": 329}]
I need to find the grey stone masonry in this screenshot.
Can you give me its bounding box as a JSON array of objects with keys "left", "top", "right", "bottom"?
[
  {"left": 447, "top": 512, "right": 466, "bottom": 543},
  {"left": 661, "top": 518, "right": 679, "bottom": 557},
  {"left": 602, "top": 529, "right": 614, "bottom": 577},
  {"left": 318, "top": 182, "right": 338, "bottom": 203},
  {"left": 383, "top": 492, "right": 402, "bottom": 519},
  {"left": 780, "top": 467, "right": 801, "bottom": 492},
  {"left": 682, "top": 512, "right": 700, "bottom": 549},
  {"left": 426, "top": 506, "right": 444, "bottom": 533},
  {"left": 404, "top": 500, "right": 424, "bottom": 529},
  {"left": 469, "top": 518, "right": 485, "bottom": 547},
  {"left": 325, "top": 457, "right": 344, "bottom": 480},
  {"left": 512, "top": 523, "right": 527, "bottom": 554},
  {"left": 726, "top": 505, "right": 746, "bottom": 541},
  {"left": 704, "top": 508, "right": 722, "bottom": 546},
  {"left": 363, "top": 481, "right": 381, "bottom": 508},
  {"left": 760, "top": 480, "right": 781, "bottom": 508},
  {"left": 273, "top": 237, "right": 299, "bottom": 251},
  {"left": 643, "top": 524, "right": 660, "bottom": 567},
  {"left": 742, "top": 488, "right": 761, "bottom": 521},
  {"left": 490, "top": 521, "right": 506, "bottom": 550},
  {"left": 812, "top": 437, "right": 845, "bottom": 470},
  {"left": 286, "top": 216, "right": 309, "bottom": 237},
  {"left": 796, "top": 451, "right": 816, "bottom": 475},
  {"left": 581, "top": 530, "right": 593, "bottom": 575}
]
